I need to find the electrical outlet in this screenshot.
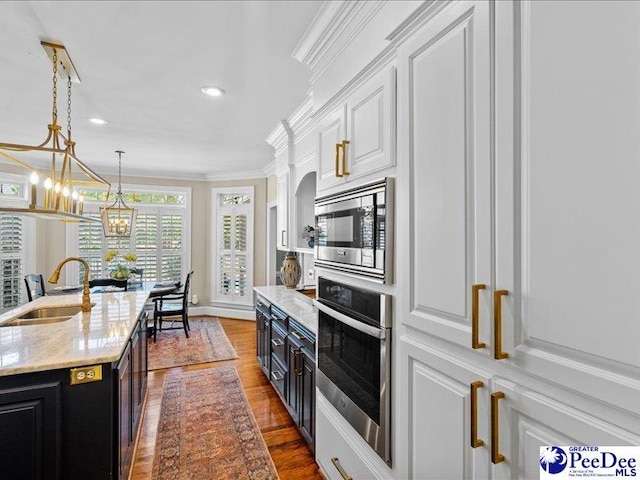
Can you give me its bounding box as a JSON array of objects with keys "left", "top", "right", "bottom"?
[
  {"left": 70, "top": 365, "right": 103, "bottom": 385},
  {"left": 308, "top": 268, "right": 315, "bottom": 279}
]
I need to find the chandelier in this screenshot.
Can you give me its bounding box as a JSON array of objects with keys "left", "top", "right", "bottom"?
[
  {"left": 100, "top": 150, "right": 136, "bottom": 237},
  {"left": 0, "top": 41, "right": 110, "bottom": 222}
]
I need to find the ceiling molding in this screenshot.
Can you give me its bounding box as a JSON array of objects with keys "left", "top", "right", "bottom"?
[
  {"left": 265, "top": 120, "right": 289, "bottom": 157},
  {"left": 263, "top": 160, "right": 276, "bottom": 177},
  {"left": 205, "top": 169, "right": 266, "bottom": 181},
  {"left": 288, "top": 95, "right": 315, "bottom": 140},
  {"left": 292, "top": 1, "right": 387, "bottom": 85},
  {"left": 385, "top": 0, "right": 451, "bottom": 46}
]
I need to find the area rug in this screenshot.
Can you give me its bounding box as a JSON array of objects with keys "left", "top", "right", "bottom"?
[
  {"left": 152, "top": 365, "right": 280, "bottom": 480},
  {"left": 148, "top": 317, "right": 238, "bottom": 370}
]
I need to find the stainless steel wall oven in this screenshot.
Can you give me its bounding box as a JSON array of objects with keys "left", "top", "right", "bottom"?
[
  {"left": 316, "top": 276, "right": 392, "bottom": 465},
  {"left": 315, "top": 178, "right": 393, "bottom": 283}
]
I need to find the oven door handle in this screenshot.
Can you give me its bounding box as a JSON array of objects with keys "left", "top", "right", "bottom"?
[{"left": 316, "top": 300, "right": 385, "bottom": 339}]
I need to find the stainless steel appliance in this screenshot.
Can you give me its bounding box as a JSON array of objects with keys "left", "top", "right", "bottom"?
[
  {"left": 316, "top": 276, "right": 392, "bottom": 465},
  {"left": 315, "top": 178, "right": 393, "bottom": 283}
]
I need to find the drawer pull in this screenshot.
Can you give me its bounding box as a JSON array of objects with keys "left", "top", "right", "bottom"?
[
  {"left": 341, "top": 140, "right": 351, "bottom": 176},
  {"left": 470, "top": 381, "right": 484, "bottom": 448},
  {"left": 491, "top": 391, "right": 505, "bottom": 464},
  {"left": 281, "top": 230, "right": 286, "bottom": 247},
  {"left": 291, "top": 331, "right": 304, "bottom": 341},
  {"left": 271, "top": 338, "right": 284, "bottom": 347},
  {"left": 331, "top": 457, "right": 353, "bottom": 480},
  {"left": 271, "top": 371, "right": 284, "bottom": 382},
  {"left": 471, "top": 284, "right": 486, "bottom": 349},
  {"left": 335, "top": 143, "right": 344, "bottom": 177}
]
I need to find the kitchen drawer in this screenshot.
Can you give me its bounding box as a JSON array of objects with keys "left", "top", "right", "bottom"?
[
  {"left": 270, "top": 355, "right": 287, "bottom": 400},
  {"left": 316, "top": 392, "right": 386, "bottom": 480},
  {"left": 288, "top": 318, "right": 315, "bottom": 354},
  {"left": 270, "top": 322, "right": 287, "bottom": 366},
  {"left": 270, "top": 305, "right": 288, "bottom": 331}
]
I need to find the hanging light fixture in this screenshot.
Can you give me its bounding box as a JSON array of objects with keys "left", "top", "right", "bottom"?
[
  {"left": 0, "top": 40, "right": 110, "bottom": 222},
  {"left": 100, "top": 150, "right": 136, "bottom": 237}
]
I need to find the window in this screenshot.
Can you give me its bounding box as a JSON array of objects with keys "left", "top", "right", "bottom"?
[
  {"left": 68, "top": 184, "right": 191, "bottom": 284},
  {"left": 212, "top": 186, "right": 253, "bottom": 307},
  {"left": 0, "top": 173, "right": 34, "bottom": 311}
]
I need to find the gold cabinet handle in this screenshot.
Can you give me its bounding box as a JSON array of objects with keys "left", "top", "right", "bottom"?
[
  {"left": 493, "top": 290, "right": 509, "bottom": 359},
  {"left": 491, "top": 391, "right": 505, "bottom": 464},
  {"left": 472, "top": 284, "right": 486, "bottom": 349},
  {"left": 470, "top": 381, "right": 484, "bottom": 448},
  {"left": 281, "top": 230, "right": 286, "bottom": 247},
  {"left": 342, "top": 140, "right": 351, "bottom": 176},
  {"left": 331, "top": 457, "right": 353, "bottom": 480},
  {"left": 335, "top": 143, "right": 344, "bottom": 177}
]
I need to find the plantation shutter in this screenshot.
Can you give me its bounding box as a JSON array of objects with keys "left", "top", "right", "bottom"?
[
  {"left": 160, "top": 213, "right": 183, "bottom": 281},
  {"left": 78, "top": 213, "right": 105, "bottom": 279},
  {"left": 213, "top": 190, "right": 253, "bottom": 306},
  {"left": 0, "top": 213, "right": 23, "bottom": 308},
  {"left": 134, "top": 213, "right": 158, "bottom": 281}
]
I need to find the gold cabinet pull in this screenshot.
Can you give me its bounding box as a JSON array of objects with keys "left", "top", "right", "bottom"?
[
  {"left": 331, "top": 457, "right": 353, "bottom": 480},
  {"left": 341, "top": 140, "right": 351, "bottom": 175},
  {"left": 470, "top": 381, "right": 484, "bottom": 448},
  {"left": 281, "top": 230, "right": 286, "bottom": 247},
  {"left": 491, "top": 391, "right": 505, "bottom": 464},
  {"left": 335, "top": 143, "right": 344, "bottom": 177},
  {"left": 493, "top": 290, "right": 509, "bottom": 359},
  {"left": 472, "top": 284, "right": 486, "bottom": 349}
]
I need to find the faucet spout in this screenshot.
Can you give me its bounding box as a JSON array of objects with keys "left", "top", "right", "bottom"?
[{"left": 48, "top": 257, "right": 92, "bottom": 312}]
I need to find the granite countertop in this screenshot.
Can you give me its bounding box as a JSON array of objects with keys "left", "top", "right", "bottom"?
[
  {"left": 0, "top": 286, "right": 152, "bottom": 376},
  {"left": 254, "top": 285, "right": 317, "bottom": 335}
]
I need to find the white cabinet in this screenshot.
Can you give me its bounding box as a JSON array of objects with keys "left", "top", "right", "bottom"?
[
  {"left": 400, "top": 338, "right": 492, "bottom": 480},
  {"left": 276, "top": 173, "right": 289, "bottom": 251},
  {"left": 316, "top": 392, "right": 392, "bottom": 480},
  {"left": 317, "top": 65, "right": 396, "bottom": 193},
  {"left": 397, "top": 0, "right": 640, "bottom": 477},
  {"left": 398, "top": 0, "right": 492, "bottom": 351}
]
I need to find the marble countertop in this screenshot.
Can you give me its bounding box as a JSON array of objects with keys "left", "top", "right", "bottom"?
[
  {"left": 254, "top": 285, "right": 317, "bottom": 335},
  {"left": 0, "top": 286, "right": 152, "bottom": 376}
]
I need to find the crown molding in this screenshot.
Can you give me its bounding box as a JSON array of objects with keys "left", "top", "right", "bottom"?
[
  {"left": 288, "top": 95, "right": 315, "bottom": 140},
  {"left": 263, "top": 160, "right": 276, "bottom": 177},
  {"left": 292, "top": 1, "right": 387, "bottom": 85},
  {"left": 205, "top": 169, "right": 266, "bottom": 181},
  {"left": 385, "top": 0, "right": 451, "bottom": 47}
]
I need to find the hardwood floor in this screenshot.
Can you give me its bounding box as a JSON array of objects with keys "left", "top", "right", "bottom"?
[{"left": 130, "top": 317, "right": 322, "bottom": 480}]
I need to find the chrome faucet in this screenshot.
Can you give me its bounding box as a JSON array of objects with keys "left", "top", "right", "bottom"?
[{"left": 48, "top": 257, "right": 92, "bottom": 312}]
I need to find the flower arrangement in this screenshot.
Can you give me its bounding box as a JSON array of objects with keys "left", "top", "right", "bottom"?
[
  {"left": 104, "top": 249, "right": 138, "bottom": 279},
  {"left": 301, "top": 225, "right": 315, "bottom": 247}
]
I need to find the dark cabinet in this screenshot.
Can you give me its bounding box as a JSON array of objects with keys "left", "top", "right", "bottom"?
[
  {"left": 255, "top": 295, "right": 316, "bottom": 450},
  {"left": 256, "top": 300, "right": 271, "bottom": 376},
  {"left": 0, "top": 382, "right": 62, "bottom": 480}
]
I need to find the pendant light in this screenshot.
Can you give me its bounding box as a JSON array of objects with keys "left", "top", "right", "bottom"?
[
  {"left": 100, "top": 151, "right": 136, "bottom": 237},
  {"left": 0, "top": 41, "right": 110, "bottom": 223}
]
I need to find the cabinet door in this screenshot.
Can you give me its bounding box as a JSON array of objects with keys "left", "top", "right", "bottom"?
[
  {"left": 317, "top": 106, "right": 347, "bottom": 193},
  {"left": 117, "top": 344, "right": 132, "bottom": 480},
  {"left": 399, "top": 338, "right": 492, "bottom": 480},
  {"left": 398, "top": 0, "right": 493, "bottom": 350},
  {"left": 131, "top": 329, "right": 142, "bottom": 430},
  {"left": 491, "top": 378, "right": 640, "bottom": 480},
  {"left": 494, "top": 0, "right": 640, "bottom": 413},
  {"left": 344, "top": 65, "right": 396, "bottom": 181},
  {"left": 276, "top": 173, "right": 289, "bottom": 251},
  {"left": 299, "top": 348, "right": 315, "bottom": 447},
  {"left": 0, "top": 382, "right": 62, "bottom": 480},
  {"left": 286, "top": 338, "right": 301, "bottom": 421}
]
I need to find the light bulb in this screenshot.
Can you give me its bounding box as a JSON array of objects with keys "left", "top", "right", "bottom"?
[
  {"left": 62, "top": 186, "right": 70, "bottom": 197},
  {"left": 30, "top": 171, "right": 40, "bottom": 185},
  {"left": 71, "top": 190, "right": 79, "bottom": 200},
  {"left": 44, "top": 178, "right": 53, "bottom": 190},
  {"left": 54, "top": 183, "right": 61, "bottom": 193}
]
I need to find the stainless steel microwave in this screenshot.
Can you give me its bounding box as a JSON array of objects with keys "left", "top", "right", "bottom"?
[{"left": 314, "top": 178, "right": 393, "bottom": 283}]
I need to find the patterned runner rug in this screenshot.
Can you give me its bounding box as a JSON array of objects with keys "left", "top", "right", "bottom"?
[
  {"left": 148, "top": 317, "right": 238, "bottom": 370},
  {"left": 152, "top": 365, "right": 279, "bottom": 480}
]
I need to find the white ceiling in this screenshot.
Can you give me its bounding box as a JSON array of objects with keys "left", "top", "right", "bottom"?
[{"left": 0, "top": 1, "right": 322, "bottom": 179}]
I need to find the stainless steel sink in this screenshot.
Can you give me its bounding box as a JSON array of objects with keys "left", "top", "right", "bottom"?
[{"left": 1, "top": 304, "right": 90, "bottom": 327}]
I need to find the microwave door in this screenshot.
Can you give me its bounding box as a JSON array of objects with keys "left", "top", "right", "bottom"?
[{"left": 316, "top": 197, "right": 363, "bottom": 265}]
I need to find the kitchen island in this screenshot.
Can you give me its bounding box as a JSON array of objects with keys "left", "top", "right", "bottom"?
[{"left": 0, "top": 286, "right": 152, "bottom": 480}]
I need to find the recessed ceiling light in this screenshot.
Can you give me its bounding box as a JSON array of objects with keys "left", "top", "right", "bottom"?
[
  {"left": 201, "top": 86, "right": 225, "bottom": 97},
  {"left": 89, "top": 118, "right": 107, "bottom": 125}
]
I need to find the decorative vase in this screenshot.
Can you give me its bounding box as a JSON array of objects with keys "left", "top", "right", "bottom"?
[
  {"left": 307, "top": 239, "right": 315, "bottom": 248},
  {"left": 280, "top": 251, "right": 301, "bottom": 289}
]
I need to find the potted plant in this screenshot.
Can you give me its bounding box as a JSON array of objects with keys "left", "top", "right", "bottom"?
[
  {"left": 301, "top": 225, "right": 315, "bottom": 248},
  {"left": 104, "top": 249, "right": 138, "bottom": 279}
]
